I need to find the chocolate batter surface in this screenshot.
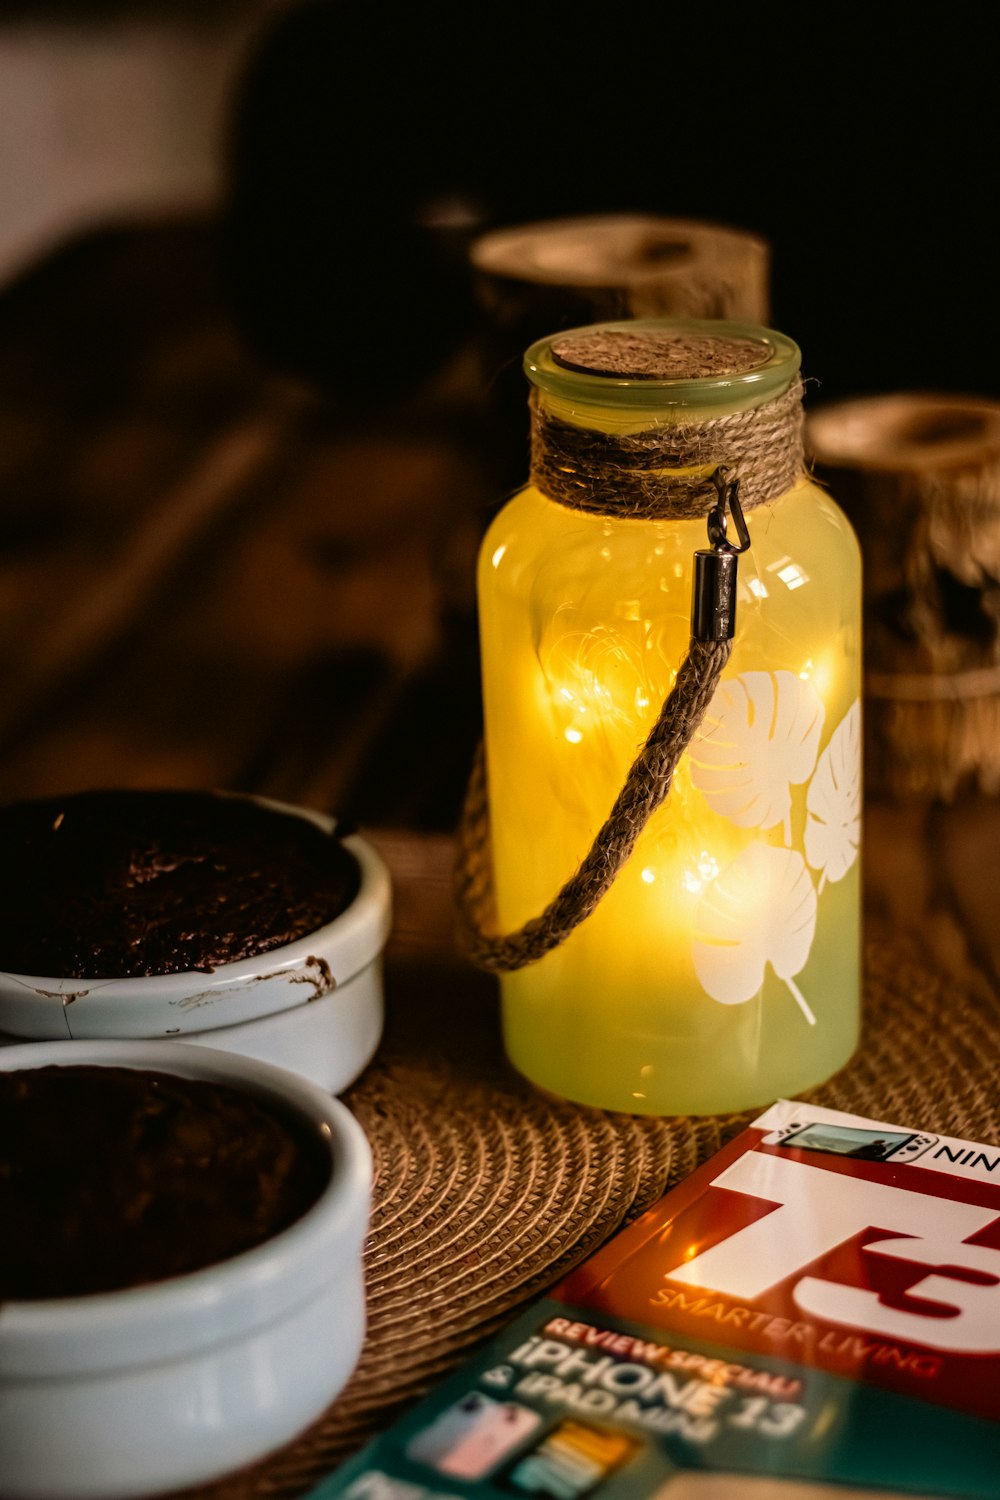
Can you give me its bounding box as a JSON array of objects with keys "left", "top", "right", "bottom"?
[
  {"left": 0, "top": 1063, "right": 331, "bottom": 1300},
  {"left": 0, "top": 789, "right": 361, "bottom": 978}
]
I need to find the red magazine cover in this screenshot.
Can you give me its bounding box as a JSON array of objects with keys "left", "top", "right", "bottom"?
[{"left": 310, "top": 1100, "right": 1000, "bottom": 1499}]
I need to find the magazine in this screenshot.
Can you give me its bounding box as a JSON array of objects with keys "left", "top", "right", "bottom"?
[{"left": 306, "top": 1099, "right": 1000, "bottom": 1499}]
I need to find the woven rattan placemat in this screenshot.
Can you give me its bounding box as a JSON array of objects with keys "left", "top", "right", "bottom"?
[{"left": 180, "top": 920, "right": 1000, "bottom": 1500}]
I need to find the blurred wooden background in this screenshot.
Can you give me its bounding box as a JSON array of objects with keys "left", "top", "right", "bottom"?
[{"left": 0, "top": 1, "right": 999, "bottom": 1031}]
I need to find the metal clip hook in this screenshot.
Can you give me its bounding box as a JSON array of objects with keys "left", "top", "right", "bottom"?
[
  {"left": 706, "top": 466, "right": 751, "bottom": 555},
  {"left": 691, "top": 466, "right": 752, "bottom": 642}
]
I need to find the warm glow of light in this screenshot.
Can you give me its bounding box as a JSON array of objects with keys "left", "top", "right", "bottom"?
[
  {"left": 798, "top": 652, "right": 835, "bottom": 701},
  {"left": 810, "top": 655, "right": 834, "bottom": 701},
  {"left": 777, "top": 562, "right": 808, "bottom": 590},
  {"left": 481, "top": 477, "right": 861, "bottom": 1115},
  {"left": 682, "top": 851, "right": 720, "bottom": 896}
]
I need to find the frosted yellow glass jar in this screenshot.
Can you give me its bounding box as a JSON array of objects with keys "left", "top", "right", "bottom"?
[{"left": 473, "top": 318, "right": 862, "bottom": 1116}]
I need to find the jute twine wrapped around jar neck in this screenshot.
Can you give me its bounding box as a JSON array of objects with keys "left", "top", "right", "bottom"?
[
  {"left": 529, "top": 332, "right": 805, "bottom": 519},
  {"left": 454, "top": 331, "right": 807, "bottom": 974}
]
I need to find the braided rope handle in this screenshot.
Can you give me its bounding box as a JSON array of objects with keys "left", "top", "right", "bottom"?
[{"left": 453, "top": 636, "right": 732, "bottom": 973}]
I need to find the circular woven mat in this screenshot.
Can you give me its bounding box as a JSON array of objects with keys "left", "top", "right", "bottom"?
[{"left": 182, "top": 919, "right": 1000, "bottom": 1500}]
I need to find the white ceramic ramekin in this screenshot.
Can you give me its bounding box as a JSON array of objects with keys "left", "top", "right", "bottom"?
[
  {"left": 0, "top": 1038, "right": 372, "bottom": 1500},
  {"left": 0, "top": 797, "right": 392, "bottom": 1094}
]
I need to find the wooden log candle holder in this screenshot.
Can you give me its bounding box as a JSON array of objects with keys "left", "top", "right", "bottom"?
[
  {"left": 470, "top": 213, "right": 770, "bottom": 329},
  {"left": 806, "top": 393, "right": 1000, "bottom": 802}
]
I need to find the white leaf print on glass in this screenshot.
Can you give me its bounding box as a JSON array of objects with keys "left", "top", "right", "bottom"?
[
  {"left": 688, "top": 671, "right": 825, "bottom": 843},
  {"left": 805, "top": 699, "right": 862, "bottom": 891},
  {"left": 692, "top": 843, "right": 818, "bottom": 1025}
]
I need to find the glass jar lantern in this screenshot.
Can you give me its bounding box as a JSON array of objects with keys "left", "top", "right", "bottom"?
[{"left": 466, "top": 318, "right": 862, "bottom": 1117}]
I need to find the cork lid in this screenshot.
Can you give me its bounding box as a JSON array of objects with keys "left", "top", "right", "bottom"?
[
  {"left": 525, "top": 318, "right": 800, "bottom": 411},
  {"left": 550, "top": 329, "right": 773, "bottom": 380}
]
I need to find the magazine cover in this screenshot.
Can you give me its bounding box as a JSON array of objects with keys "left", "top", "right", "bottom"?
[{"left": 306, "top": 1100, "right": 1000, "bottom": 1499}]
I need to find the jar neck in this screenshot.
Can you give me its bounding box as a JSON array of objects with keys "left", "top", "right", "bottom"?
[{"left": 528, "top": 376, "right": 805, "bottom": 520}]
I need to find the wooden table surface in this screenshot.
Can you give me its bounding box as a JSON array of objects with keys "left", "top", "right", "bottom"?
[{"left": 1, "top": 214, "right": 998, "bottom": 1498}]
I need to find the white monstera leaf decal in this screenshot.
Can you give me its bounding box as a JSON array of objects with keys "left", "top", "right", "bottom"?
[
  {"left": 693, "top": 843, "right": 818, "bottom": 1025},
  {"left": 689, "top": 671, "right": 825, "bottom": 841},
  {"left": 805, "top": 700, "right": 862, "bottom": 889}
]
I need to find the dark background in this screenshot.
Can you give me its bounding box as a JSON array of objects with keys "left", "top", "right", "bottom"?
[{"left": 221, "top": 1, "right": 997, "bottom": 413}]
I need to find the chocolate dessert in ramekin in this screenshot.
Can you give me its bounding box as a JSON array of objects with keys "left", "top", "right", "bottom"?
[
  {"left": 0, "top": 789, "right": 392, "bottom": 1093},
  {"left": 0, "top": 1038, "right": 372, "bottom": 1500}
]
